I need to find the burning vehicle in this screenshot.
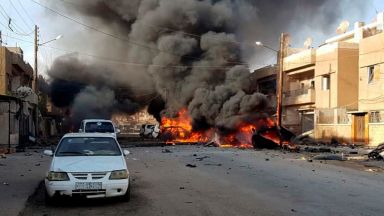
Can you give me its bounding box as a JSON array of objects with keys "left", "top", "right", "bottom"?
[{"left": 158, "top": 109, "right": 297, "bottom": 150}]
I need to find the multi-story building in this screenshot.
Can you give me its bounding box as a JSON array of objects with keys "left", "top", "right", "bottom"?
[
  {"left": 282, "top": 48, "right": 316, "bottom": 134},
  {"left": 357, "top": 12, "right": 384, "bottom": 146},
  {"left": 281, "top": 11, "right": 384, "bottom": 146},
  {"left": 251, "top": 64, "right": 277, "bottom": 110},
  {"left": 0, "top": 46, "right": 37, "bottom": 153},
  {"left": 0, "top": 47, "right": 34, "bottom": 95}
]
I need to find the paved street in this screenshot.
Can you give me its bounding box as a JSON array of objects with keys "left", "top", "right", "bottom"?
[
  {"left": 0, "top": 150, "right": 50, "bottom": 216},
  {"left": 19, "top": 146, "right": 384, "bottom": 216}
]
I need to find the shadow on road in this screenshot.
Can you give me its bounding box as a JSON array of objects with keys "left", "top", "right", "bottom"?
[{"left": 20, "top": 179, "right": 148, "bottom": 216}]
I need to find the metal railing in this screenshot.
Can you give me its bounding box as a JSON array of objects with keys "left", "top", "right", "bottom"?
[{"left": 284, "top": 87, "right": 314, "bottom": 97}]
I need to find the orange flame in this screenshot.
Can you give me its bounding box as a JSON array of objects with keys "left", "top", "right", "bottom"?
[{"left": 160, "top": 108, "right": 291, "bottom": 149}]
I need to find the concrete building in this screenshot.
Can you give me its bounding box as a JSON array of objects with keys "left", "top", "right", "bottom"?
[
  {"left": 313, "top": 42, "right": 359, "bottom": 144},
  {"left": 298, "top": 12, "right": 384, "bottom": 146},
  {"left": 251, "top": 64, "right": 277, "bottom": 110},
  {"left": 0, "top": 46, "right": 37, "bottom": 153},
  {"left": 357, "top": 13, "right": 384, "bottom": 146},
  {"left": 282, "top": 48, "right": 316, "bottom": 134}
]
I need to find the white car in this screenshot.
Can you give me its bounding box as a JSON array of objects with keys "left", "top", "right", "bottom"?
[
  {"left": 43, "top": 133, "right": 130, "bottom": 203},
  {"left": 79, "top": 119, "right": 120, "bottom": 138}
]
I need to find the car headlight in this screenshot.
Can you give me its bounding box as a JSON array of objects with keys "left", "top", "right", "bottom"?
[
  {"left": 47, "top": 172, "right": 69, "bottom": 181},
  {"left": 109, "top": 169, "right": 129, "bottom": 180}
]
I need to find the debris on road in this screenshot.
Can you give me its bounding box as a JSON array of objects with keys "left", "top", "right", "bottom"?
[
  {"left": 312, "top": 154, "right": 345, "bottom": 161},
  {"left": 265, "top": 158, "right": 270, "bottom": 161},
  {"left": 162, "top": 149, "right": 173, "bottom": 153},
  {"left": 3, "top": 182, "right": 9, "bottom": 186},
  {"left": 186, "top": 164, "right": 197, "bottom": 168},
  {"left": 203, "top": 163, "right": 222, "bottom": 166},
  {"left": 179, "top": 187, "right": 185, "bottom": 190},
  {"left": 368, "top": 144, "right": 384, "bottom": 160},
  {"left": 196, "top": 156, "right": 209, "bottom": 161},
  {"left": 303, "top": 146, "right": 332, "bottom": 153}
]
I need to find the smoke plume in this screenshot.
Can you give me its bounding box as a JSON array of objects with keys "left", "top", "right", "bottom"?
[{"left": 46, "top": 0, "right": 368, "bottom": 130}]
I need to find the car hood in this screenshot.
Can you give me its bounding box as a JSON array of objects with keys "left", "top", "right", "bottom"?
[{"left": 51, "top": 156, "right": 126, "bottom": 172}]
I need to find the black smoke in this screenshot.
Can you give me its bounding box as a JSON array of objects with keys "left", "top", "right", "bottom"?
[{"left": 46, "top": 0, "right": 368, "bottom": 130}]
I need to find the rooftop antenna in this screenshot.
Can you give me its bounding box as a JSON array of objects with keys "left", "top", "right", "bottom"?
[
  {"left": 336, "top": 20, "right": 350, "bottom": 34},
  {"left": 304, "top": 37, "right": 313, "bottom": 49}
]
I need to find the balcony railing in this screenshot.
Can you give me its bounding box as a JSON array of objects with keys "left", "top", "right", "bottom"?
[{"left": 283, "top": 87, "right": 315, "bottom": 106}]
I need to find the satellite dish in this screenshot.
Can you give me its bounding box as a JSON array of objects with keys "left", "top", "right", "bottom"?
[
  {"left": 336, "top": 20, "right": 350, "bottom": 34},
  {"left": 304, "top": 37, "right": 313, "bottom": 49}
]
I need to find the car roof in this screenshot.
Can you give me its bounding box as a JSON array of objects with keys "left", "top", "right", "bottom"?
[
  {"left": 82, "top": 119, "right": 113, "bottom": 123},
  {"left": 62, "top": 133, "right": 116, "bottom": 138}
]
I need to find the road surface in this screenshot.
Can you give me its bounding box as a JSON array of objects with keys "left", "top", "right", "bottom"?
[{"left": 20, "top": 146, "right": 384, "bottom": 216}]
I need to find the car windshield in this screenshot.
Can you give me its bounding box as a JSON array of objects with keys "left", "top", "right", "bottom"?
[
  {"left": 85, "top": 122, "right": 115, "bottom": 133},
  {"left": 55, "top": 137, "right": 121, "bottom": 156}
]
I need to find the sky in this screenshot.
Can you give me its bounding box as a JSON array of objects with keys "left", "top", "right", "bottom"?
[{"left": 1, "top": 0, "right": 384, "bottom": 74}]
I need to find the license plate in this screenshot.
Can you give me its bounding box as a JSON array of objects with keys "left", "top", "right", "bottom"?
[{"left": 75, "top": 182, "right": 102, "bottom": 190}]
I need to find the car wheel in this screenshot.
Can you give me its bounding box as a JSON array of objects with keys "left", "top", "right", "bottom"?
[
  {"left": 44, "top": 188, "right": 57, "bottom": 206},
  {"left": 121, "top": 184, "right": 131, "bottom": 202}
]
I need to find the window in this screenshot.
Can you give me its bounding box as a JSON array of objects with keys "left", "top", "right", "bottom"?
[
  {"left": 56, "top": 137, "right": 121, "bottom": 156},
  {"left": 321, "top": 75, "right": 330, "bottom": 90},
  {"left": 368, "top": 66, "right": 375, "bottom": 84}
]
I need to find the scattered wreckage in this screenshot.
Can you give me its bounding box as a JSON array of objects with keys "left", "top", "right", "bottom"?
[{"left": 368, "top": 144, "right": 384, "bottom": 160}]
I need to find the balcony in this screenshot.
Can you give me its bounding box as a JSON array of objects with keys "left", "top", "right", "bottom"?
[
  {"left": 283, "top": 49, "right": 316, "bottom": 72},
  {"left": 283, "top": 87, "right": 315, "bottom": 106}
]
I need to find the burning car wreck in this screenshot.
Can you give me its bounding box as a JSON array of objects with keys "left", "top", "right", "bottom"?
[{"left": 158, "top": 109, "right": 297, "bottom": 150}]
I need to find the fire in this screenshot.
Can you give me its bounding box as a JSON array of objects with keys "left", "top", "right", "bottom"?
[
  {"left": 161, "top": 109, "right": 212, "bottom": 143},
  {"left": 160, "top": 108, "right": 292, "bottom": 149}
]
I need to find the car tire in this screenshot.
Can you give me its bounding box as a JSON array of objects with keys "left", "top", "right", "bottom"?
[
  {"left": 121, "top": 184, "right": 131, "bottom": 202},
  {"left": 44, "top": 187, "right": 57, "bottom": 206}
]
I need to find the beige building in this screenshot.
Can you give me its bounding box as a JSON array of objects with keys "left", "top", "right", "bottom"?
[
  {"left": 357, "top": 16, "right": 384, "bottom": 146},
  {"left": 313, "top": 42, "right": 359, "bottom": 144},
  {"left": 0, "top": 47, "right": 33, "bottom": 95},
  {"left": 282, "top": 48, "right": 316, "bottom": 134},
  {"left": 312, "top": 11, "right": 384, "bottom": 146},
  {"left": 0, "top": 46, "right": 37, "bottom": 152}
]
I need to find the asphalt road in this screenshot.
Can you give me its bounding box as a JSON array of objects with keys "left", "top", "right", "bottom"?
[{"left": 20, "top": 146, "right": 384, "bottom": 216}]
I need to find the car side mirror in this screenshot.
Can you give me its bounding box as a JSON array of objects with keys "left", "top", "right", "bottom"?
[
  {"left": 79, "top": 129, "right": 83, "bottom": 132},
  {"left": 44, "top": 150, "right": 53, "bottom": 156},
  {"left": 123, "top": 149, "right": 130, "bottom": 156},
  {"left": 116, "top": 129, "right": 121, "bottom": 134}
]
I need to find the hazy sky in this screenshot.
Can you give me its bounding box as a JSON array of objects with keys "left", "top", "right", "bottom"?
[{"left": 1, "top": 0, "right": 384, "bottom": 74}]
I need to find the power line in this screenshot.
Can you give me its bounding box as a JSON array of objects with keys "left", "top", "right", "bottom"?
[
  {"left": 9, "top": 0, "right": 33, "bottom": 32},
  {"left": 30, "top": 0, "right": 248, "bottom": 65},
  {"left": 17, "top": 0, "right": 36, "bottom": 25},
  {"left": 0, "top": 3, "right": 34, "bottom": 36}
]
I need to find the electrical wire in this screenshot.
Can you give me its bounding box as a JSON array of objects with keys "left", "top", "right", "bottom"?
[
  {"left": 0, "top": 3, "right": 34, "bottom": 36},
  {"left": 17, "top": 0, "right": 36, "bottom": 25},
  {"left": 9, "top": 0, "right": 33, "bottom": 32}
]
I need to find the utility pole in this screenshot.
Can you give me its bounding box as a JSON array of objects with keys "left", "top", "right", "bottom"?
[
  {"left": 34, "top": 25, "right": 39, "bottom": 141},
  {"left": 276, "top": 33, "right": 288, "bottom": 133},
  {"left": 34, "top": 25, "right": 38, "bottom": 91}
]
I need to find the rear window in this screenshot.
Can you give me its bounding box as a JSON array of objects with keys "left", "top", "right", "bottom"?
[
  {"left": 55, "top": 137, "right": 121, "bottom": 156},
  {"left": 85, "top": 122, "right": 115, "bottom": 133}
]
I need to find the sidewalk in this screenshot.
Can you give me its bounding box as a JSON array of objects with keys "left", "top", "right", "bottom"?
[{"left": 0, "top": 149, "right": 50, "bottom": 216}]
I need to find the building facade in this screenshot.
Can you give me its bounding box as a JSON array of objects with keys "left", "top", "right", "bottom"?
[
  {"left": 280, "top": 11, "right": 384, "bottom": 146},
  {"left": 0, "top": 46, "right": 37, "bottom": 153},
  {"left": 282, "top": 48, "right": 316, "bottom": 134},
  {"left": 251, "top": 64, "right": 277, "bottom": 110}
]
